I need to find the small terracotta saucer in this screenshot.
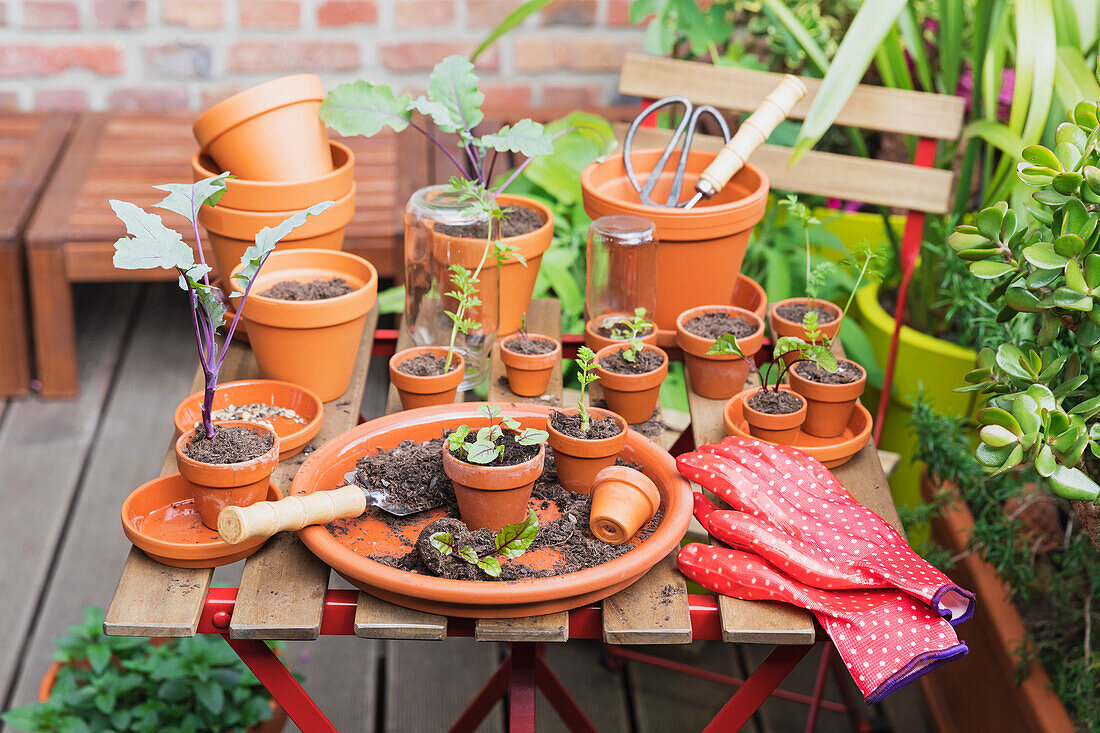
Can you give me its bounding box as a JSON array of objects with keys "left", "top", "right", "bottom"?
[
  {"left": 122, "top": 473, "right": 283, "bottom": 568},
  {"left": 655, "top": 273, "right": 766, "bottom": 347},
  {"left": 722, "top": 388, "right": 872, "bottom": 468},
  {"left": 174, "top": 379, "right": 323, "bottom": 459}
]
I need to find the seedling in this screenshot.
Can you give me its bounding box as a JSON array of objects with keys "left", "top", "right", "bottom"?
[
  {"left": 575, "top": 346, "right": 600, "bottom": 432},
  {"left": 429, "top": 509, "right": 539, "bottom": 578},
  {"left": 801, "top": 241, "right": 885, "bottom": 347},
  {"left": 708, "top": 314, "right": 838, "bottom": 392},
  {"left": 779, "top": 194, "right": 821, "bottom": 302},
  {"left": 447, "top": 404, "right": 549, "bottom": 465},
  {"left": 444, "top": 264, "right": 481, "bottom": 372},
  {"left": 518, "top": 313, "right": 529, "bottom": 342},
  {"left": 110, "top": 175, "right": 333, "bottom": 438},
  {"left": 603, "top": 308, "right": 652, "bottom": 363}
]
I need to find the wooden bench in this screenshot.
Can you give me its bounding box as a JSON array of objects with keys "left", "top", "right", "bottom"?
[{"left": 0, "top": 113, "right": 74, "bottom": 397}]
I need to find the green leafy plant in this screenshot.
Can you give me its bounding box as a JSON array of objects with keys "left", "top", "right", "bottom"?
[
  {"left": 447, "top": 404, "right": 549, "bottom": 465},
  {"left": 429, "top": 509, "right": 539, "bottom": 578},
  {"left": 1, "top": 607, "right": 283, "bottom": 733},
  {"left": 575, "top": 346, "right": 600, "bottom": 432},
  {"left": 709, "top": 313, "right": 838, "bottom": 389},
  {"left": 602, "top": 308, "right": 653, "bottom": 364},
  {"left": 778, "top": 194, "right": 822, "bottom": 302}
]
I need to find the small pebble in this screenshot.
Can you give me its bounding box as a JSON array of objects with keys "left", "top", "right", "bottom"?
[{"left": 198, "top": 402, "right": 308, "bottom": 431}]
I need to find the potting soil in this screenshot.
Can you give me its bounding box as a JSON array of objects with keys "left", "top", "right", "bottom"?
[
  {"left": 549, "top": 411, "right": 622, "bottom": 440},
  {"left": 259, "top": 277, "right": 354, "bottom": 301},
  {"left": 503, "top": 337, "right": 557, "bottom": 355},
  {"left": 395, "top": 353, "right": 456, "bottom": 377},
  {"left": 598, "top": 349, "right": 664, "bottom": 375},
  {"left": 775, "top": 302, "right": 838, "bottom": 325},
  {"left": 183, "top": 425, "right": 274, "bottom": 464},
  {"left": 746, "top": 389, "right": 804, "bottom": 415},
  {"left": 794, "top": 359, "right": 861, "bottom": 385},
  {"left": 434, "top": 205, "right": 543, "bottom": 239},
  {"left": 683, "top": 312, "right": 754, "bottom": 340}
]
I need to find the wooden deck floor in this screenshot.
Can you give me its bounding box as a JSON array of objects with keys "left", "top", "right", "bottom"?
[{"left": 0, "top": 283, "right": 932, "bottom": 732}]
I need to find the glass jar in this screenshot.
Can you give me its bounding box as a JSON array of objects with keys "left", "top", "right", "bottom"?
[
  {"left": 404, "top": 185, "right": 499, "bottom": 389},
  {"left": 586, "top": 214, "right": 658, "bottom": 322}
]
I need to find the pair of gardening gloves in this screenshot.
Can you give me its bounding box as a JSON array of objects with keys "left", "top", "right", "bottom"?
[{"left": 676, "top": 437, "right": 975, "bottom": 704}]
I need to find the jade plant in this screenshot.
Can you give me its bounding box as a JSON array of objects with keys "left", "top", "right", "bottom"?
[
  {"left": 110, "top": 175, "right": 333, "bottom": 438},
  {"left": 948, "top": 100, "right": 1100, "bottom": 505},
  {"left": 429, "top": 509, "right": 539, "bottom": 578},
  {"left": 575, "top": 346, "right": 600, "bottom": 431},
  {"left": 446, "top": 404, "right": 549, "bottom": 465}
]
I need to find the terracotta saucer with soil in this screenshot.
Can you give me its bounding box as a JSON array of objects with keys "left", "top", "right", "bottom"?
[
  {"left": 173, "top": 379, "right": 323, "bottom": 460},
  {"left": 722, "top": 387, "right": 872, "bottom": 468},
  {"left": 290, "top": 403, "right": 692, "bottom": 618}
]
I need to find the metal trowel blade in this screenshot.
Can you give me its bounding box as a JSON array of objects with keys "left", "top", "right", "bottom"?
[{"left": 342, "top": 469, "right": 445, "bottom": 517}]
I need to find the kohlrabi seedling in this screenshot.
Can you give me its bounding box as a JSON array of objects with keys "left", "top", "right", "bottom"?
[
  {"left": 447, "top": 404, "right": 549, "bottom": 465},
  {"left": 575, "top": 346, "right": 600, "bottom": 432},
  {"left": 429, "top": 509, "right": 539, "bottom": 577},
  {"left": 110, "top": 175, "right": 333, "bottom": 438}
]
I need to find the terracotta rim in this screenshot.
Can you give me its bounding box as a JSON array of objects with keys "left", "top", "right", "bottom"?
[
  {"left": 173, "top": 379, "right": 323, "bottom": 459},
  {"left": 788, "top": 359, "right": 868, "bottom": 403},
  {"left": 199, "top": 185, "right": 356, "bottom": 240},
  {"left": 593, "top": 465, "right": 660, "bottom": 516},
  {"left": 193, "top": 73, "right": 326, "bottom": 149},
  {"left": 546, "top": 407, "right": 628, "bottom": 458},
  {"left": 770, "top": 297, "right": 843, "bottom": 331},
  {"left": 292, "top": 403, "right": 692, "bottom": 606},
  {"left": 654, "top": 273, "right": 768, "bottom": 348},
  {"left": 442, "top": 442, "right": 546, "bottom": 490},
  {"left": 675, "top": 305, "right": 764, "bottom": 360},
  {"left": 174, "top": 420, "right": 280, "bottom": 484},
  {"left": 499, "top": 333, "right": 562, "bottom": 371},
  {"left": 741, "top": 386, "right": 807, "bottom": 430},
  {"left": 427, "top": 194, "right": 554, "bottom": 265},
  {"left": 592, "top": 344, "right": 669, "bottom": 391},
  {"left": 388, "top": 346, "right": 465, "bottom": 395}
]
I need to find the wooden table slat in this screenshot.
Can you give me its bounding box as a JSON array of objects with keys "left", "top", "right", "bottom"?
[
  {"left": 601, "top": 552, "right": 692, "bottom": 644},
  {"left": 354, "top": 595, "right": 447, "bottom": 640}
]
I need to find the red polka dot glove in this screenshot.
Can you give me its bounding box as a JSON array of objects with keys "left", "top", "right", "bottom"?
[
  {"left": 678, "top": 437, "right": 974, "bottom": 624},
  {"left": 678, "top": 543, "right": 968, "bottom": 703}
]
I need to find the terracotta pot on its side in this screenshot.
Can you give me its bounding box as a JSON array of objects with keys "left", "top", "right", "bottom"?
[
  {"left": 175, "top": 420, "right": 280, "bottom": 530},
  {"left": 590, "top": 466, "right": 660, "bottom": 544},
  {"left": 499, "top": 333, "right": 561, "bottom": 397},
  {"left": 193, "top": 73, "right": 332, "bottom": 182},
  {"left": 788, "top": 359, "right": 867, "bottom": 438},
  {"left": 442, "top": 443, "right": 545, "bottom": 531},
  {"left": 583, "top": 313, "right": 658, "bottom": 354},
  {"left": 389, "top": 346, "right": 465, "bottom": 409},
  {"left": 230, "top": 249, "right": 378, "bottom": 402},
  {"left": 769, "top": 298, "right": 843, "bottom": 365},
  {"left": 546, "top": 407, "right": 628, "bottom": 494},
  {"left": 675, "top": 305, "right": 764, "bottom": 400},
  {"left": 593, "top": 344, "right": 669, "bottom": 424},
  {"left": 741, "top": 386, "right": 807, "bottom": 444}
]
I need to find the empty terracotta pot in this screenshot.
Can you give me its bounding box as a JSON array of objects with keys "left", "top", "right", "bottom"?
[
  {"left": 675, "top": 305, "right": 764, "bottom": 400},
  {"left": 229, "top": 249, "right": 378, "bottom": 401},
  {"left": 389, "top": 346, "right": 465, "bottom": 409},
  {"left": 788, "top": 359, "right": 867, "bottom": 438},
  {"left": 546, "top": 407, "right": 628, "bottom": 494},
  {"left": 581, "top": 148, "right": 768, "bottom": 332},
  {"left": 192, "top": 140, "right": 354, "bottom": 212},
  {"left": 593, "top": 344, "right": 669, "bottom": 424},
  {"left": 175, "top": 420, "right": 280, "bottom": 530},
  {"left": 590, "top": 466, "right": 660, "bottom": 544},
  {"left": 583, "top": 313, "right": 658, "bottom": 354},
  {"left": 499, "top": 333, "right": 561, "bottom": 397},
  {"left": 740, "top": 386, "right": 807, "bottom": 444},
  {"left": 442, "top": 442, "right": 545, "bottom": 531},
  {"left": 193, "top": 73, "right": 332, "bottom": 182},
  {"left": 201, "top": 185, "right": 356, "bottom": 281},
  {"left": 769, "top": 298, "right": 843, "bottom": 365}
]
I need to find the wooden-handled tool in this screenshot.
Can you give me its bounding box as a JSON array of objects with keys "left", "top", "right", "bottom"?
[{"left": 218, "top": 469, "right": 445, "bottom": 545}]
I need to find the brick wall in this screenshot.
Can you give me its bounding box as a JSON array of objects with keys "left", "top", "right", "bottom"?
[{"left": 0, "top": 0, "right": 643, "bottom": 111}]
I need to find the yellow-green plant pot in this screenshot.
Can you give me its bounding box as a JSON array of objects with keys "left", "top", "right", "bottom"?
[{"left": 816, "top": 207, "right": 904, "bottom": 255}]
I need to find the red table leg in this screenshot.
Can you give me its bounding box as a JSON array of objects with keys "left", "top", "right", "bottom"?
[
  {"left": 449, "top": 652, "right": 512, "bottom": 733},
  {"left": 509, "top": 643, "right": 538, "bottom": 732},
  {"left": 703, "top": 644, "right": 811, "bottom": 732},
  {"left": 535, "top": 648, "right": 597, "bottom": 733}
]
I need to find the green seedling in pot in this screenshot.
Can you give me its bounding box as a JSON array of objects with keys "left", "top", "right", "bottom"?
[
  {"left": 447, "top": 404, "right": 549, "bottom": 465},
  {"left": 575, "top": 346, "right": 600, "bottom": 432},
  {"left": 443, "top": 264, "right": 481, "bottom": 372},
  {"left": 109, "top": 174, "right": 333, "bottom": 438},
  {"left": 429, "top": 509, "right": 539, "bottom": 578},
  {"left": 779, "top": 194, "right": 821, "bottom": 304},
  {"left": 604, "top": 308, "right": 652, "bottom": 363},
  {"left": 708, "top": 320, "right": 837, "bottom": 391},
  {"left": 800, "top": 240, "right": 886, "bottom": 347}
]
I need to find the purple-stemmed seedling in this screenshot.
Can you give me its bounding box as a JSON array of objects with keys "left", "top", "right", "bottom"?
[{"left": 110, "top": 174, "right": 334, "bottom": 439}]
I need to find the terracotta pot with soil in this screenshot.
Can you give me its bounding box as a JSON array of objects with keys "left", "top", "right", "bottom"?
[
  {"left": 193, "top": 73, "right": 332, "bottom": 182},
  {"left": 593, "top": 344, "right": 669, "bottom": 424},
  {"left": 740, "top": 386, "right": 807, "bottom": 444},
  {"left": 546, "top": 407, "right": 628, "bottom": 494},
  {"left": 389, "top": 346, "right": 465, "bottom": 409},
  {"left": 499, "top": 332, "right": 561, "bottom": 397},
  {"left": 769, "top": 298, "right": 843, "bottom": 364},
  {"left": 675, "top": 305, "right": 764, "bottom": 399},
  {"left": 230, "top": 248, "right": 378, "bottom": 401},
  {"left": 175, "top": 420, "right": 280, "bottom": 530},
  {"left": 589, "top": 466, "right": 660, "bottom": 544},
  {"left": 787, "top": 358, "right": 867, "bottom": 439},
  {"left": 583, "top": 312, "right": 659, "bottom": 354},
  {"left": 442, "top": 439, "right": 545, "bottom": 531}
]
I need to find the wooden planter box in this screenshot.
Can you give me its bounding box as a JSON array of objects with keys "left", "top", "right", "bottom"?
[{"left": 918, "top": 475, "right": 1074, "bottom": 732}]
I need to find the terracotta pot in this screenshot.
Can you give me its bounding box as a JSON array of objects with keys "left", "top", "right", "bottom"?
[
  {"left": 733, "top": 272, "right": 767, "bottom": 322},
  {"left": 581, "top": 148, "right": 768, "bottom": 332},
  {"left": 175, "top": 420, "right": 280, "bottom": 530},
  {"left": 788, "top": 359, "right": 867, "bottom": 439},
  {"left": 193, "top": 140, "right": 354, "bottom": 212},
  {"left": 593, "top": 344, "right": 669, "bottom": 424},
  {"left": 589, "top": 465, "right": 660, "bottom": 544},
  {"left": 230, "top": 249, "right": 378, "bottom": 401},
  {"left": 201, "top": 185, "right": 356, "bottom": 281},
  {"left": 546, "top": 407, "right": 628, "bottom": 494},
  {"left": 499, "top": 333, "right": 561, "bottom": 397},
  {"left": 389, "top": 346, "right": 465, "bottom": 409},
  {"left": 193, "top": 73, "right": 331, "bottom": 182},
  {"left": 769, "top": 297, "right": 843, "bottom": 364},
  {"left": 442, "top": 442, "right": 545, "bottom": 530},
  {"left": 675, "top": 305, "right": 764, "bottom": 400},
  {"left": 741, "top": 386, "right": 806, "bottom": 444},
  {"left": 583, "top": 312, "right": 658, "bottom": 354}
]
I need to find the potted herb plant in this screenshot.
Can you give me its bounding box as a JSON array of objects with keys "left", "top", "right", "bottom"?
[
  {"left": 583, "top": 307, "right": 658, "bottom": 354},
  {"left": 419, "top": 510, "right": 539, "bottom": 579},
  {"left": 2, "top": 607, "right": 287, "bottom": 733},
  {"left": 675, "top": 304, "right": 764, "bottom": 399},
  {"left": 593, "top": 315, "right": 670, "bottom": 424},
  {"left": 110, "top": 175, "right": 331, "bottom": 528},
  {"left": 499, "top": 313, "right": 562, "bottom": 397},
  {"left": 442, "top": 404, "right": 549, "bottom": 530},
  {"left": 547, "top": 346, "right": 629, "bottom": 494}
]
